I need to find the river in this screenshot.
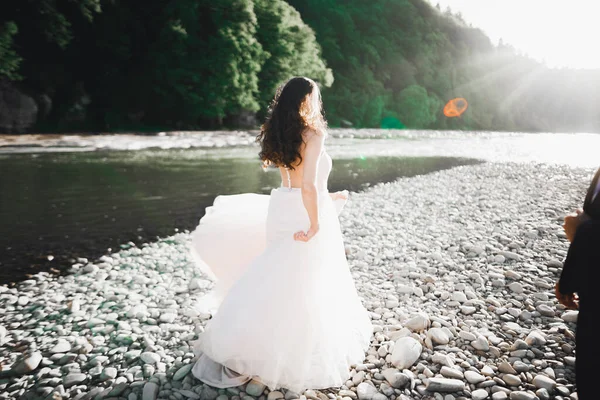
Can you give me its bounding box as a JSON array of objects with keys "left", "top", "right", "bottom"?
[{"left": 1, "top": 129, "right": 597, "bottom": 284}]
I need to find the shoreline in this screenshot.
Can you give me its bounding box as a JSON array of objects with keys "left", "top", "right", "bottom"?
[
  {"left": 0, "top": 131, "right": 258, "bottom": 154},
  {"left": 0, "top": 162, "right": 591, "bottom": 399},
  {"left": 2, "top": 130, "right": 599, "bottom": 172},
  {"left": 2, "top": 129, "right": 597, "bottom": 154}
]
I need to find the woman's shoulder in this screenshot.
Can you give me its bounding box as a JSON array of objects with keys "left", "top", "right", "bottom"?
[{"left": 302, "top": 128, "right": 327, "bottom": 142}]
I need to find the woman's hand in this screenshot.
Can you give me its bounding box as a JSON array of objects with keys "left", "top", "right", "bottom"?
[
  {"left": 555, "top": 282, "right": 579, "bottom": 310},
  {"left": 563, "top": 209, "right": 589, "bottom": 242},
  {"left": 294, "top": 224, "right": 319, "bottom": 242},
  {"left": 330, "top": 190, "right": 349, "bottom": 201}
]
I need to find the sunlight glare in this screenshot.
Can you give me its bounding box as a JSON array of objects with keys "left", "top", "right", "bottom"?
[{"left": 431, "top": 0, "right": 600, "bottom": 69}]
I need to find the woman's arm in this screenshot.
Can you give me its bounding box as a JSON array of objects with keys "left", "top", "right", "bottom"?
[
  {"left": 559, "top": 222, "right": 594, "bottom": 293},
  {"left": 294, "top": 132, "right": 324, "bottom": 242},
  {"left": 556, "top": 221, "right": 595, "bottom": 309}
]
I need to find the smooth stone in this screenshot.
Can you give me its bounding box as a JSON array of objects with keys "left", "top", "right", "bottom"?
[
  {"left": 390, "top": 337, "right": 422, "bottom": 369},
  {"left": 459, "top": 331, "right": 477, "bottom": 341},
  {"left": 505, "top": 270, "right": 521, "bottom": 279},
  {"left": 536, "top": 388, "right": 550, "bottom": 400},
  {"left": 525, "top": 331, "right": 547, "bottom": 347},
  {"left": 356, "top": 382, "right": 378, "bottom": 400},
  {"left": 547, "top": 259, "right": 562, "bottom": 268},
  {"left": 353, "top": 370, "right": 365, "bottom": 385},
  {"left": 63, "top": 373, "right": 87, "bottom": 388},
  {"left": 159, "top": 313, "right": 177, "bottom": 323},
  {"left": 337, "top": 390, "right": 357, "bottom": 400},
  {"left": 428, "top": 327, "right": 450, "bottom": 345},
  {"left": 519, "top": 310, "right": 532, "bottom": 321},
  {"left": 245, "top": 379, "right": 266, "bottom": 397},
  {"left": 13, "top": 352, "right": 43, "bottom": 374},
  {"left": 101, "top": 367, "right": 117, "bottom": 381},
  {"left": 432, "top": 353, "right": 454, "bottom": 367},
  {"left": 108, "top": 382, "right": 128, "bottom": 397},
  {"left": 451, "top": 292, "right": 467, "bottom": 302},
  {"left": 510, "top": 339, "right": 528, "bottom": 351},
  {"left": 498, "top": 361, "right": 517, "bottom": 374},
  {"left": 382, "top": 368, "right": 409, "bottom": 388},
  {"left": 532, "top": 375, "right": 556, "bottom": 392},
  {"left": 500, "top": 251, "right": 521, "bottom": 260},
  {"left": 87, "top": 317, "right": 105, "bottom": 328},
  {"left": 507, "top": 282, "right": 524, "bottom": 293},
  {"left": 509, "top": 392, "right": 536, "bottom": 400},
  {"left": 561, "top": 311, "right": 578, "bottom": 323},
  {"left": 503, "top": 374, "right": 522, "bottom": 386},
  {"left": 201, "top": 386, "right": 220, "bottom": 400},
  {"left": 472, "top": 336, "right": 490, "bottom": 351},
  {"left": 173, "top": 364, "right": 193, "bottom": 381},
  {"left": 425, "top": 378, "right": 465, "bottom": 392},
  {"left": 472, "top": 389, "right": 489, "bottom": 400},
  {"left": 404, "top": 314, "right": 430, "bottom": 332},
  {"left": 385, "top": 298, "right": 400, "bottom": 308},
  {"left": 379, "top": 383, "right": 394, "bottom": 397},
  {"left": 494, "top": 255, "right": 506, "bottom": 263},
  {"left": 536, "top": 304, "right": 554, "bottom": 317},
  {"left": 51, "top": 340, "right": 72, "bottom": 354},
  {"left": 143, "top": 382, "right": 159, "bottom": 400},
  {"left": 460, "top": 306, "right": 477, "bottom": 315},
  {"left": 180, "top": 389, "right": 201, "bottom": 399},
  {"left": 17, "top": 296, "right": 29, "bottom": 305},
  {"left": 141, "top": 352, "right": 161, "bottom": 364},
  {"left": 440, "top": 366, "right": 463, "bottom": 379},
  {"left": 125, "top": 349, "right": 142, "bottom": 360},
  {"left": 513, "top": 361, "right": 529, "bottom": 373},
  {"left": 464, "top": 370, "right": 486, "bottom": 384},
  {"left": 503, "top": 322, "right": 525, "bottom": 332}
]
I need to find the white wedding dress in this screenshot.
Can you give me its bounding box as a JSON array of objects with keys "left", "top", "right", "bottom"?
[{"left": 189, "top": 150, "right": 372, "bottom": 393}]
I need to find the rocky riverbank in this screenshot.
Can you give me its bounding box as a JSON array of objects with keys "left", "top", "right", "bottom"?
[{"left": 0, "top": 162, "right": 591, "bottom": 400}]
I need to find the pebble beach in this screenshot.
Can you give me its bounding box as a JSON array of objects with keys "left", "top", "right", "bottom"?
[{"left": 0, "top": 161, "right": 593, "bottom": 400}]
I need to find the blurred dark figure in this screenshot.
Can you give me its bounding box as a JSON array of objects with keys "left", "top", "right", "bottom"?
[{"left": 556, "top": 167, "right": 600, "bottom": 400}]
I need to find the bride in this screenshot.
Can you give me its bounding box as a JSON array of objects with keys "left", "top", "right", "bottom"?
[{"left": 189, "top": 77, "right": 372, "bottom": 393}]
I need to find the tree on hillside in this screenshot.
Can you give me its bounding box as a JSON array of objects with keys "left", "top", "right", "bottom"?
[
  {"left": 0, "top": 0, "right": 102, "bottom": 86},
  {"left": 254, "top": 0, "right": 333, "bottom": 117},
  {"left": 395, "top": 85, "right": 439, "bottom": 128},
  {"left": 2, "top": 0, "right": 600, "bottom": 132},
  {"left": 0, "top": 22, "right": 21, "bottom": 80},
  {"left": 76, "top": 0, "right": 265, "bottom": 129},
  {"left": 148, "top": 0, "right": 265, "bottom": 127}
]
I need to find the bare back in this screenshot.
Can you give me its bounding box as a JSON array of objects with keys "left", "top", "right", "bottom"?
[{"left": 278, "top": 131, "right": 332, "bottom": 192}]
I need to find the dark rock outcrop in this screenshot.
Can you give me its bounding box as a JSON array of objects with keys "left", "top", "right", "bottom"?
[
  {"left": 0, "top": 80, "right": 38, "bottom": 133},
  {"left": 225, "top": 110, "right": 258, "bottom": 129}
]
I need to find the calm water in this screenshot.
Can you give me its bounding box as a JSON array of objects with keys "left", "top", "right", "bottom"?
[
  {"left": 0, "top": 147, "right": 479, "bottom": 284},
  {"left": 3, "top": 129, "right": 598, "bottom": 284}
]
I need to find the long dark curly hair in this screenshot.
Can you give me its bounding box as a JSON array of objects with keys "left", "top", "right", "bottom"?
[{"left": 257, "top": 77, "right": 327, "bottom": 170}]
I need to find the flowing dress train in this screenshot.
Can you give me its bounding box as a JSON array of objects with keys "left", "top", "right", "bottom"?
[{"left": 189, "top": 152, "right": 372, "bottom": 393}]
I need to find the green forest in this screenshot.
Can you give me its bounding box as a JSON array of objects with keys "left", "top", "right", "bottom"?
[{"left": 1, "top": 0, "right": 599, "bottom": 133}]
